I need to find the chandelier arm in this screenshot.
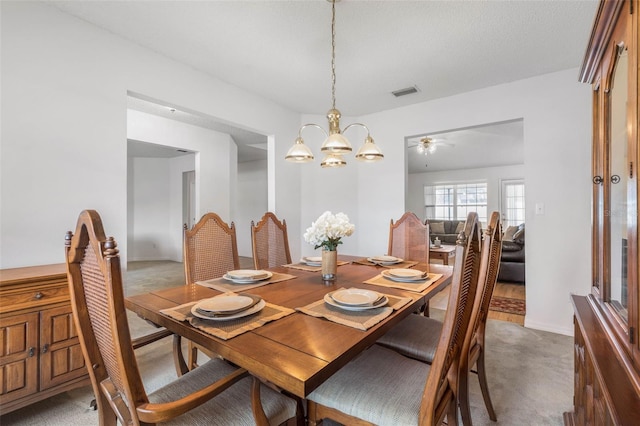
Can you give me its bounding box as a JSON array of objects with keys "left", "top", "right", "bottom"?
[
  {"left": 342, "top": 122, "right": 371, "bottom": 136},
  {"left": 298, "top": 123, "right": 329, "bottom": 138}
]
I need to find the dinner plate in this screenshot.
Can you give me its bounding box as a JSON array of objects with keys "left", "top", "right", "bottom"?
[
  {"left": 195, "top": 295, "right": 254, "bottom": 313},
  {"left": 191, "top": 299, "right": 266, "bottom": 321},
  {"left": 301, "top": 256, "right": 322, "bottom": 266},
  {"left": 381, "top": 269, "right": 429, "bottom": 283},
  {"left": 223, "top": 270, "right": 273, "bottom": 283},
  {"left": 324, "top": 292, "right": 388, "bottom": 311},
  {"left": 330, "top": 288, "right": 381, "bottom": 306},
  {"left": 387, "top": 268, "right": 425, "bottom": 279},
  {"left": 367, "top": 255, "right": 403, "bottom": 265}
]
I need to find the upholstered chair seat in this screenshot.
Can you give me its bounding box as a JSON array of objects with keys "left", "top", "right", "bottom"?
[
  {"left": 376, "top": 313, "right": 442, "bottom": 363},
  {"left": 307, "top": 345, "right": 429, "bottom": 425},
  {"left": 149, "top": 358, "right": 296, "bottom": 425}
]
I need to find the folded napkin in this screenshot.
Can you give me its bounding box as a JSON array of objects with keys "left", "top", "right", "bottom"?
[
  {"left": 160, "top": 295, "right": 295, "bottom": 340},
  {"left": 353, "top": 258, "right": 419, "bottom": 269},
  {"left": 363, "top": 273, "right": 443, "bottom": 293},
  {"left": 283, "top": 260, "right": 350, "bottom": 272},
  {"left": 196, "top": 271, "right": 296, "bottom": 292},
  {"left": 296, "top": 290, "right": 413, "bottom": 331}
]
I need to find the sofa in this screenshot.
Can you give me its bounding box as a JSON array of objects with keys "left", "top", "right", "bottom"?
[
  {"left": 498, "top": 223, "right": 525, "bottom": 283},
  {"left": 426, "top": 220, "right": 466, "bottom": 244}
]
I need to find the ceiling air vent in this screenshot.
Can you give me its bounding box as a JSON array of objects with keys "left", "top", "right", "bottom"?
[{"left": 392, "top": 86, "right": 419, "bottom": 97}]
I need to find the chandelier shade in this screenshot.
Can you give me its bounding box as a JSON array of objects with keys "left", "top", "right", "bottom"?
[{"left": 284, "top": 0, "right": 383, "bottom": 167}]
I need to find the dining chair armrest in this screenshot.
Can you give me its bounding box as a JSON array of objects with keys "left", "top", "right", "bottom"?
[
  {"left": 131, "top": 328, "right": 173, "bottom": 350},
  {"left": 136, "top": 368, "right": 250, "bottom": 423}
]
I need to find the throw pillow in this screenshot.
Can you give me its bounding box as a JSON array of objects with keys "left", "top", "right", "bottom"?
[
  {"left": 513, "top": 227, "right": 525, "bottom": 244},
  {"left": 429, "top": 221, "right": 445, "bottom": 234},
  {"left": 455, "top": 221, "right": 465, "bottom": 234},
  {"left": 503, "top": 225, "right": 519, "bottom": 241}
]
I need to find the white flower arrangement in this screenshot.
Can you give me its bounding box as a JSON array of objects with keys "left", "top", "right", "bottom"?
[{"left": 303, "top": 211, "right": 355, "bottom": 251}]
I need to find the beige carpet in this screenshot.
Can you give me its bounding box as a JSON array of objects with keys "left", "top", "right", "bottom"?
[{"left": 0, "top": 261, "right": 572, "bottom": 425}]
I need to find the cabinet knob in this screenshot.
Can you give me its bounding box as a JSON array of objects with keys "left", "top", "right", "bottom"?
[
  {"left": 611, "top": 174, "right": 621, "bottom": 184},
  {"left": 593, "top": 176, "right": 603, "bottom": 185},
  {"left": 42, "top": 343, "right": 49, "bottom": 354},
  {"left": 28, "top": 347, "right": 35, "bottom": 357},
  {"left": 34, "top": 292, "right": 43, "bottom": 300}
]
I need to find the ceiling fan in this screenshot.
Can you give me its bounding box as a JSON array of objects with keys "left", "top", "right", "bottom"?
[{"left": 407, "top": 136, "right": 455, "bottom": 156}]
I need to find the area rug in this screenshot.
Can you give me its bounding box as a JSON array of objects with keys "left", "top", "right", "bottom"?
[{"left": 490, "top": 296, "right": 526, "bottom": 315}]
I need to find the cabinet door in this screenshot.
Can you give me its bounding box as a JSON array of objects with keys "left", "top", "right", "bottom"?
[
  {"left": 39, "top": 305, "right": 87, "bottom": 390},
  {"left": 0, "top": 313, "right": 39, "bottom": 404}
]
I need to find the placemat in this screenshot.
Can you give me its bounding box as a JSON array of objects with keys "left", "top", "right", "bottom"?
[
  {"left": 353, "top": 258, "right": 419, "bottom": 269},
  {"left": 196, "top": 272, "right": 296, "bottom": 292},
  {"left": 363, "top": 273, "right": 443, "bottom": 293},
  {"left": 296, "top": 289, "right": 413, "bottom": 331},
  {"left": 160, "top": 297, "right": 295, "bottom": 340},
  {"left": 283, "top": 260, "right": 350, "bottom": 272}
]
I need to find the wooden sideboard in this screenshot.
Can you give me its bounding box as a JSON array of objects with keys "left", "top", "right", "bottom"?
[{"left": 0, "top": 263, "right": 90, "bottom": 414}]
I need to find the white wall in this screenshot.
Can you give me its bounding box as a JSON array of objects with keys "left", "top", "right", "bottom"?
[
  {"left": 237, "top": 160, "right": 269, "bottom": 258},
  {"left": 407, "top": 164, "right": 525, "bottom": 222},
  {"left": 0, "top": 1, "right": 301, "bottom": 268}
]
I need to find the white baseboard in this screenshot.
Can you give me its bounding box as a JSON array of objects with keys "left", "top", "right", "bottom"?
[{"left": 524, "top": 317, "right": 573, "bottom": 337}]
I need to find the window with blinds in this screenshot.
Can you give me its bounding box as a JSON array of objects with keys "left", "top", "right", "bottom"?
[{"left": 424, "top": 182, "right": 488, "bottom": 222}]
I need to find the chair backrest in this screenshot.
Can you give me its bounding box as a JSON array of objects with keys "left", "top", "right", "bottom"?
[
  {"left": 419, "top": 212, "right": 483, "bottom": 425},
  {"left": 65, "top": 210, "right": 148, "bottom": 425},
  {"left": 251, "top": 212, "right": 292, "bottom": 269},
  {"left": 184, "top": 213, "right": 240, "bottom": 284},
  {"left": 469, "top": 211, "right": 502, "bottom": 352},
  {"left": 388, "top": 212, "right": 430, "bottom": 263}
]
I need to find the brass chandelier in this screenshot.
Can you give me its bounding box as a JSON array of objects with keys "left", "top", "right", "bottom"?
[{"left": 285, "top": 0, "right": 383, "bottom": 168}]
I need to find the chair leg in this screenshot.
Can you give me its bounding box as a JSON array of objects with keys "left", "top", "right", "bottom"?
[
  {"left": 447, "top": 396, "right": 459, "bottom": 426},
  {"left": 187, "top": 340, "right": 199, "bottom": 370},
  {"left": 458, "top": 365, "right": 472, "bottom": 426},
  {"left": 172, "top": 335, "right": 188, "bottom": 376},
  {"left": 476, "top": 349, "right": 497, "bottom": 421}
]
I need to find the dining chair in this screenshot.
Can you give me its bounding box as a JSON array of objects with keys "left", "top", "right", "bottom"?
[
  {"left": 388, "top": 211, "right": 430, "bottom": 264},
  {"left": 183, "top": 212, "right": 241, "bottom": 371},
  {"left": 251, "top": 212, "right": 292, "bottom": 270},
  {"left": 306, "top": 212, "right": 483, "bottom": 426},
  {"left": 377, "top": 211, "right": 502, "bottom": 426},
  {"left": 65, "top": 210, "right": 300, "bottom": 426}
]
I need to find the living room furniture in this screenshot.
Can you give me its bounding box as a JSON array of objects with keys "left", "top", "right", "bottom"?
[
  {"left": 66, "top": 210, "right": 300, "bottom": 425},
  {"left": 429, "top": 245, "right": 456, "bottom": 265},
  {"left": 251, "top": 212, "right": 292, "bottom": 269},
  {"left": 388, "top": 212, "right": 430, "bottom": 263},
  {"left": 0, "top": 263, "right": 90, "bottom": 414},
  {"left": 426, "top": 219, "right": 466, "bottom": 244},
  {"left": 497, "top": 223, "right": 525, "bottom": 283},
  {"left": 126, "top": 259, "right": 453, "bottom": 399},
  {"left": 564, "top": 1, "right": 640, "bottom": 423}
]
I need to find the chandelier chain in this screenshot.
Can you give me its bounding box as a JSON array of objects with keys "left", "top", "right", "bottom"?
[{"left": 331, "top": 0, "right": 336, "bottom": 110}]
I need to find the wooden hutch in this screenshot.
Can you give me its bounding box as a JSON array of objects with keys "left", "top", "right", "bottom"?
[
  {"left": 565, "top": 0, "right": 640, "bottom": 424},
  {"left": 0, "top": 264, "right": 89, "bottom": 414}
]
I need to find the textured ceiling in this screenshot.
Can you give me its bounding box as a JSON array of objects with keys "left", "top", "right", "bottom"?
[{"left": 50, "top": 0, "right": 598, "bottom": 170}]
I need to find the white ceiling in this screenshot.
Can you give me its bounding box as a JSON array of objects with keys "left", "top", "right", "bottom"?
[{"left": 53, "top": 0, "right": 598, "bottom": 167}]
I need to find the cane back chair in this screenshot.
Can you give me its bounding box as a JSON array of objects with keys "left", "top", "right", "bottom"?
[
  {"left": 183, "top": 212, "right": 240, "bottom": 370},
  {"left": 65, "top": 210, "right": 299, "bottom": 426},
  {"left": 388, "top": 212, "right": 430, "bottom": 264},
  {"left": 306, "top": 212, "right": 484, "bottom": 426},
  {"left": 377, "top": 211, "right": 502, "bottom": 425},
  {"left": 251, "top": 212, "right": 292, "bottom": 270}
]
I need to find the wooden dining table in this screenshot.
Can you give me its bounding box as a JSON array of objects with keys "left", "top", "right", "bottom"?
[{"left": 125, "top": 256, "right": 453, "bottom": 399}]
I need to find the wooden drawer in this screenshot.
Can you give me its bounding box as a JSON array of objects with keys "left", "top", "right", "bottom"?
[{"left": 0, "top": 283, "right": 69, "bottom": 314}]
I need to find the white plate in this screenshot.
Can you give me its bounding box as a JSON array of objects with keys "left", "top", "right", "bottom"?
[
  {"left": 195, "top": 295, "right": 254, "bottom": 313},
  {"left": 191, "top": 299, "right": 266, "bottom": 321},
  {"left": 324, "top": 292, "right": 388, "bottom": 311},
  {"left": 301, "top": 256, "right": 322, "bottom": 266},
  {"left": 367, "top": 255, "right": 403, "bottom": 265},
  {"left": 381, "top": 269, "right": 429, "bottom": 283},
  {"left": 387, "top": 268, "right": 425, "bottom": 279},
  {"left": 223, "top": 270, "right": 273, "bottom": 283},
  {"left": 330, "top": 288, "right": 381, "bottom": 306}
]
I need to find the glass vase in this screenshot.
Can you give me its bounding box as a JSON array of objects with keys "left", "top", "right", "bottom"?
[{"left": 322, "top": 249, "right": 338, "bottom": 282}]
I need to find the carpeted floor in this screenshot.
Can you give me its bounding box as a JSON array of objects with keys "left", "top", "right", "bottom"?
[{"left": 0, "top": 260, "right": 572, "bottom": 425}]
